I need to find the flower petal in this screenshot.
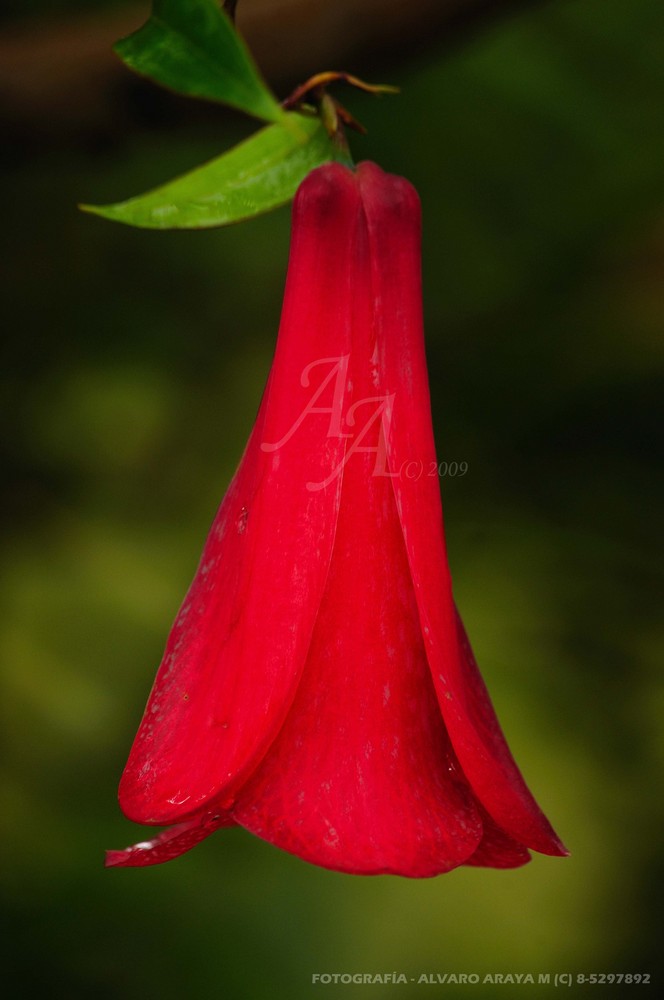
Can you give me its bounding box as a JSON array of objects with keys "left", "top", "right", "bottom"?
[
  {"left": 356, "top": 161, "right": 567, "bottom": 858},
  {"left": 105, "top": 810, "right": 235, "bottom": 868},
  {"left": 119, "top": 164, "right": 362, "bottom": 825},
  {"left": 232, "top": 457, "right": 483, "bottom": 874},
  {"left": 464, "top": 807, "right": 531, "bottom": 869},
  {"left": 231, "top": 190, "right": 483, "bottom": 875}
]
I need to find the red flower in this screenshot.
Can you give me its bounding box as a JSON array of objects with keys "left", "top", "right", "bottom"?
[{"left": 107, "top": 162, "right": 567, "bottom": 875}]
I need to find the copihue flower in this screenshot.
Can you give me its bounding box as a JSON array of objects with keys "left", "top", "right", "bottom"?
[{"left": 107, "top": 162, "right": 567, "bottom": 875}]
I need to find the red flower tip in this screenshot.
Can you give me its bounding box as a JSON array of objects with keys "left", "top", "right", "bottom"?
[
  {"left": 110, "top": 161, "right": 567, "bottom": 876},
  {"left": 105, "top": 812, "right": 235, "bottom": 868}
]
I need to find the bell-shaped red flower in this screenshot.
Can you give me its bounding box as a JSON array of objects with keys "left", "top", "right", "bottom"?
[{"left": 107, "top": 162, "right": 567, "bottom": 875}]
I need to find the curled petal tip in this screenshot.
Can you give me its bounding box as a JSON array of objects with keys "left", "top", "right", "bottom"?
[
  {"left": 105, "top": 812, "right": 235, "bottom": 868},
  {"left": 546, "top": 836, "right": 571, "bottom": 858},
  {"left": 105, "top": 847, "right": 142, "bottom": 869}
]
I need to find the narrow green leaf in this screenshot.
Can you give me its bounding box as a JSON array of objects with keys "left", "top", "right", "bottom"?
[
  {"left": 81, "top": 114, "right": 350, "bottom": 230},
  {"left": 115, "top": 0, "right": 283, "bottom": 123}
]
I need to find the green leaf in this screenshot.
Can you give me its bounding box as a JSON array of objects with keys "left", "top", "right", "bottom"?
[
  {"left": 80, "top": 113, "right": 350, "bottom": 230},
  {"left": 115, "top": 0, "right": 283, "bottom": 123}
]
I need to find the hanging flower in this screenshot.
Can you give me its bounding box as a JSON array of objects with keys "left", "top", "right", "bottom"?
[{"left": 107, "top": 162, "right": 567, "bottom": 875}]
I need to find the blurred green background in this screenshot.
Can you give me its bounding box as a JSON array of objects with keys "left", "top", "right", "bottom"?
[{"left": 1, "top": 1, "right": 663, "bottom": 997}]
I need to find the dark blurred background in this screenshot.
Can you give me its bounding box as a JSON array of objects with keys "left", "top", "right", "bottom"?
[{"left": 1, "top": 1, "right": 663, "bottom": 997}]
